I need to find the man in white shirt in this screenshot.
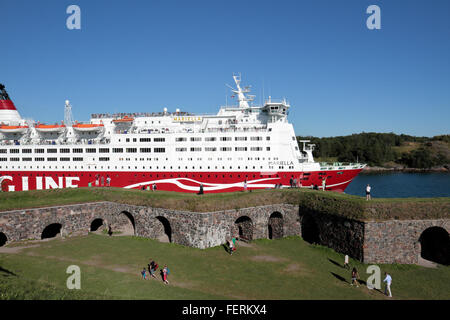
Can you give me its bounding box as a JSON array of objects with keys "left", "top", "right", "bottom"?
[
  {"left": 383, "top": 272, "right": 392, "bottom": 297},
  {"left": 366, "top": 184, "right": 371, "bottom": 201}
]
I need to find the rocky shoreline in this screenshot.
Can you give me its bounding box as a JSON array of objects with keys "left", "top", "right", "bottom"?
[{"left": 362, "top": 165, "right": 449, "bottom": 173}]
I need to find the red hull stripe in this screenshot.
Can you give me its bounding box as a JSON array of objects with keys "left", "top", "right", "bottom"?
[
  {"left": 0, "top": 100, "right": 17, "bottom": 110},
  {"left": 0, "top": 169, "right": 363, "bottom": 193}
]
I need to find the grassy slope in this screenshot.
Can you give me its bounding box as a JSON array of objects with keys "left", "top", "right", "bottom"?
[
  {"left": 0, "top": 188, "right": 448, "bottom": 220},
  {"left": 1, "top": 235, "right": 449, "bottom": 300}
]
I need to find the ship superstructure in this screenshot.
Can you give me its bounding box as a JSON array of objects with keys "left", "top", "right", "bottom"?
[{"left": 0, "top": 76, "right": 365, "bottom": 192}]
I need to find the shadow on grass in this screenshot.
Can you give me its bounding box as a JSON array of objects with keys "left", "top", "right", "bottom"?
[
  {"left": 328, "top": 258, "right": 344, "bottom": 268},
  {"left": 331, "top": 272, "right": 348, "bottom": 283},
  {"left": 0, "top": 266, "right": 17, "bottom": 277},
  {"left": 222, "top": 244, "right": 230, "bottom": 254}
]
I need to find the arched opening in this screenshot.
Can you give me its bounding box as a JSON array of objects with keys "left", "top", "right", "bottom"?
[
  {"left": 301, "top": 214, "right": 320, "bottom": 244},
  {"left": 41, "top": 223, "right": 62, "bottom": 240},
  {"left": 0, "top": 232, "right": 7, "bottom": 247},
  {"left": 268, "top": 212, "right": 283, "bottom": 239},
  {"left": 90, "top": 218, "right": 104, "bottom": 232},
  {"left": 419, "top": 227, "right": 450, "bottom": 265},
  {"left": 235, "top": 216, "right": 253, "bottom": 241},
  {"left": 116, "top": 211, "right": 135, "bottom": 236},
  {"left": 155, "top": 216, "right": 172, "bottom": 243}
]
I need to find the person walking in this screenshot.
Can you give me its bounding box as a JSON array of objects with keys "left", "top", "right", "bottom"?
[
  {"left": 366, "top": 184, "right": 371, "bottom": 200},
  {"left": 141, "top": 267, "right": 147, "bottom": 280},
  {"left": 344, "top": 255, "right": 349, "bottom": 269},
  {"left": 162, "top": 265, "right": 170, "bottom": 284},
  {"left": 351, "top": 267, "right": 360, "bottom": 287},
  {"left": 231, "top": 236, "right": 237, "bottom": 254},
  {"left": 228, "top": 238, "right": 234, "bottom": 255},
  {"left": 243, "top": 180, "right": 248, "bottom": 192},
  {"left": 148, "top": 260, "right": 157, "bottom": 279},
  {"left": 322, "top": 177, "right": 327, "bottom": 191},
  {"left": 383, "top": 272, "right": 392, "bottom": 297}
]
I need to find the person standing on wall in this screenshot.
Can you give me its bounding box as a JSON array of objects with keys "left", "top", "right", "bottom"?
[{"left": 366, "top": 184, "right": 371, "bottom": 200}]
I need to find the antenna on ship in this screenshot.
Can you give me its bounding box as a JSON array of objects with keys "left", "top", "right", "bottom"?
[
  {"left": 64, "top": 100, "right": 74, "bottom": 126},
  {"left": 226, "top": 73, "right": 252, "bottom": 109}
]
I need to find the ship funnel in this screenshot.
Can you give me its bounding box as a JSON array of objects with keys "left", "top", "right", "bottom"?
[{"left": 0, "top": 84, "right": 23, "bottom": 125}]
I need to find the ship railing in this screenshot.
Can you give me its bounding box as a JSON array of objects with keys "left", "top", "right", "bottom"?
[
  {"left": 319, "top": 162, "right": 366, "bottom": 170},
  {"left": 112, "top": 126, "right": 268, "bottom": 134}
]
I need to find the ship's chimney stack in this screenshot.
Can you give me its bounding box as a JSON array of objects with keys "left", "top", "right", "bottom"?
[{"left": 0, "top": 84, "right": 23, "bottom": 125}]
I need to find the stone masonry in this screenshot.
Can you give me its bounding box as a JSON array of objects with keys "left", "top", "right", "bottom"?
[{"left": 0, "top": 201, "right": 448, "bottom": 265}]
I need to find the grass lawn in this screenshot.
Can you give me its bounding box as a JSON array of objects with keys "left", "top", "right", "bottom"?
[{"left": 1, "top": 234, "right": 449, "bottom": 300}]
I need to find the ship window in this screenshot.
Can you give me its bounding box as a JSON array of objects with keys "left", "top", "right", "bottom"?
[
  {"left": 0, "top": 149, "right": 6, "bottom": 153},
  {"left": 205, "top": 137, "right": 216, "bottom": 141},
  {"left": 266, "top": 147, "right": 270, "bottom": 151},
  {"left": 190, "top": 147, "right": 202, "bottom": 152},
  {"left": 154, "top": 148, "right": 165, "bottom": 153},
  {"left": 126, "top": 148, "right": 137, "bottom": 153},
  {"left": 176, "top": 137, "right": 187, "bottom": 142},
  {"left": 140, "top": 138, "right": 151, "bottom": 142},
  {"left": 266, "top": 137, "right": 270, "bottom": 141},
  {"left": 34, "top": 149, "right": 44, "bottom": 154},
  {"left": 60, "top": 148, "right": 70, "bottom": 153},
  {"left": 113, "top": 148, "right": 123, "bottom": 153},
  {"left": 73, "top": 148, "right": 83, "bottom": 153},
  {"left": 86, "top": 148, "right": 96, "bottom": 153},
  {"left": 10, "top": 149, "right": 20, "bottom": 153},
  {"left": 191, "top": 137, "right": 202, "bottom": 142},
  {"left": 154, "top": 138, "right": 165, "bottom": 142},
  {"left": 99, "top": 148, "right": 110, "bottom": 153},
  {"left": 10, "top": 157, "right": 19, "bottom": 161},
  {"left": 140, "top": 148, "right": 151, "bottom": 153},
  {"left": 47, "top": 158, "right": 57, "bottom": 161}
]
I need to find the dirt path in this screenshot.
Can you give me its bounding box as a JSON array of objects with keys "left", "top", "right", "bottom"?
[{"left": 0, "top": 244, "right": 41, "bottom": 254}]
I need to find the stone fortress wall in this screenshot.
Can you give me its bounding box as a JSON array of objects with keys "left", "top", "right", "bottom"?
[{"left": 0, "top": 201, "right": 448, "bottom": 265}]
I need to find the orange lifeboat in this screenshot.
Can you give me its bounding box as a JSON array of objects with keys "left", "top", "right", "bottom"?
[
  {"left": 112, "top": 116, "right": 134, "bottom": 124},
  {"left": 72, "top": 122, "right": 104, "bottom": 132},
  {"left": 0, "top": 124, "right": 29, "bottom": 134},
  {"left": 35, "top": 122, "right": 66, "bottom": 133}
]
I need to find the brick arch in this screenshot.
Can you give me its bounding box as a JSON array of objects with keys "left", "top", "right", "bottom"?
[
  {"left": 41, "top": 222, "right": 63, "bottom": 240},
  {"left": 113, "top": 210, "right": 136, "bottom": 236},
  {"left": 418, "top": 225, "right": 450, "bottom": 265},
  {"left": 234, "top": 216, "right": 253, "bottom": 241},
  {"left": 268, "top": 211, "right": 284, "bottom": 239},
  {"left": 154, "top": 216, "right": 172, "bottom": 243},
  {"left": 89, "top": 217, "right": 105, "bottom": 232},
  {"left": 0, "top": 231, "right": 7, "bottom": 246},
  {"left": 301, "top": 213, "right": 320, "bottom": 244}
]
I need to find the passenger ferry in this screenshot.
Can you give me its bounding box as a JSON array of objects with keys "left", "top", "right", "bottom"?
[{"left": 0, "top": 76, "right": 365, "bottom": 193}]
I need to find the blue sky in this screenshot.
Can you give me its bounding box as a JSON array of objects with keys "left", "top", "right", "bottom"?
[{"left": 1, "top": 0, "right": 449, "bottom": 137}]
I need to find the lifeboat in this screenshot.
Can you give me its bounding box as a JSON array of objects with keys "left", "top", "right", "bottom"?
[
  {"left": 0, "top": 125, "right": 29, "bottom": 134},
  {"left": 35, "top": 123, "right": 66, "bottom": 133},
  {"left": 72, "top": 122, "right": 104, "bottom": 132},
  {"left": 112, "top": 116, "right": 134, "bottom": 124}
]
